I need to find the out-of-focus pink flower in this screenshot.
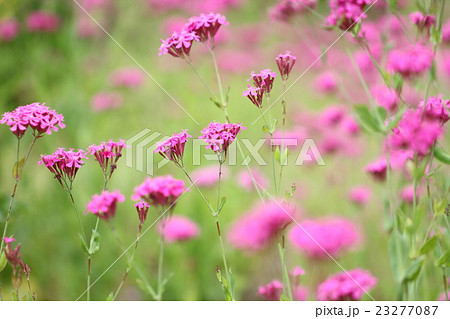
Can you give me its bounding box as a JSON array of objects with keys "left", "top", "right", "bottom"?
[
  {"left": 317, "top": 269, "right": 377, "bottom": 301},
  {"left": 418, "top": 95, "right": 450, "bottom": 124},
  {"left": 184, "top": 12, "right": 229, "bottom": 48},
  {"left": 325, "top": 0, "right": 372, "bottom": 31},
  {"left": 372, "top": 85, "right": 400, "bottom": 113},
  {"left": 442, "top": 20, "right": 450, "bottom": 43},
  {"left": 0, "top": 18, "right": 19, "bottom": 42},
  {"left": 86, "top": 190, "right": 125, "bottom": 221},
  {"left": 340, "top": 115, "right": 360, "bottom": 136},
  {"left": 437, "top": 291, "right": 450, "bottom": 301},
  {"left": 76, "top": 16, "right": 102, "bottom": 38},
  {"left": 237, "top": 168, "right": 269, "bottom": 191},
  {"left": 410, "top": 11, "right": 436, "bottom": 29},
  {"left": 87, "top": 139, "right": 129, "bottom": 177},
  {"left": 191, "top": 165, "right": 229, "bottom": 187},
  {"left": 161, "top": 17, "right": 187, "bottom": 35},
  {"left": 159, "top": 30, "right": 199, "bottom": 60},
  {"left": 365, "top": 158, "right": 387, "bottom": 181},
  {"left": 318, "top": 105, "right": 346, "bottom": 127},
  {"left": 26, "top": 11, "right": 60, "bottom": 33},
  {"left": 199, "top": 122, "right": 245, "bottom": 160},
  {"left": 110, "top": 68, "right": 145, "bottom": 88},
  {"left": 348, "top": 186, "right": 372, "bottom": 205},
  {"left": 154, "top": 130, "right": 192, "bottom": 165},
  {"left": 218, "top": 50, "right": 260, "bottom": 73},
  {"left": 293, "top": 285, "right": 308, "bottom": 301},
  {"left": 131, "top": 175, "right": 187, "bottom": 207},
  {"left": 291, "top": 266, "right": 306, "bottom": 277},
  {"left": 258, "top": 280, "right": 283, "bottom": 301},
  {"left": 1, "top": 102, "right": 65, "bottom": 138},
  {"left": 276, "top": 51, "right": 296, "bottom": 81},
  {"left": 228, "top": 200, "right": 297, "bottom": 251},
  {"left": 315, "top": 72, "right": 337, "bottom": 94},
  {"left": 269, "top": 128, "right": 308, "bottom": 150},
  {"left": 269, "top": 0, "right": 317, "bottom": 23},
  {"left": 2, "top": 236, "right": 15, "bottom": 244},
  {"left": 158, "top": 215, "right": 200, "bottom": 243},
  {"left": 91, "top": 92, "right": 123, "bottom": 111},
  {"left": 387, "top": 45, "right": 433, "bottom": 78},
  {"left": 289, "top": 217, "right": 361, "bottom": 258},
  {"left": 400, "top": 185, "right": 419, "bottom": 204}
]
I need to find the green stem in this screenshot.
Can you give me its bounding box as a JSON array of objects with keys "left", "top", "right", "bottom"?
[
  {"left": 209, "top": 48, "right": 225, "bottom": 105},
  {"left": 156, "top": 218, "right": 166, "bottom": 301},
  {"left": 186, "top": 61, "right": 219, "bottom": 101},
  {"left": 278, "top": 233, "right": 293, "bottom": 300}
]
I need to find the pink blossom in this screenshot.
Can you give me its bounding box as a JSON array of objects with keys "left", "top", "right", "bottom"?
[
  {"left": 269, "top": 128, "right": 308, "bottom": 149},
  {"left": 289, "top": 217, "right": 361, "bottom": 258},
  {"left": 269, "top": 0, "right": 317, "bottom": 22},
  {"left": 437, "top": 291, "right": 450, "bottom": 301},
  {"left": 410, "top": 11, "right": 436, "bottom": 29},
  {"left": 237, "top": 168, "right": 269, "bottom": 191},
  {"left": 442, "top": 20, "right": 450, "bottom": 43},
  {"left": 86, "top": 190, "right": 125, "bottom": 221},
  {"left": 0, "top": 18, "right": 19, "bottom": 42},
  {"left": 348, "top": 186, "right": 372, "bottom": 205},
  {"left": 340, "top": 115, "right": 360, "bottom": 135},
  {"left": 318, "top": 105, "right": 346, "bottom": 127},
  {"left": 1, "top": 102, "right": 65, "bottom": 138},
  {"left": 184, "top": 12, "right": 229, "bottom": 47},
  {"left": 365, "top": 158, "right": 387, "bottom": 181},
  {"left": 158, "top": 215, "right": 200, "bottom": 243},
  {"left": 258, "top": 280, "right": 283, "bottom": 301},
  {"left": 161, "top": 17, "right": 188, "bottom": 35},
  {"left": 248, "top": 69, "right": 277, "bottom": 96},
  {"left": 387, "top": 45, "right": 433, "bottom": 78},
  {"left": 87, "top": 139, "right": 129, "bottom": 177},
  {"left": 276, "top": 51, "right": 296, "bottom": 81},
  {"left": 2, "top": 236, "right": 22, "bottom": 269},
  {"left": 38, "top": 148, "right": 88, "bottom": 189},
  {"left": 26, "top": 11, "right": 60, "bottom": 33},
  {"left": 154, "top": 130, "right": 192, "bottom": 165},
  {"left": 131, "top": 175, "right": 187, "bottom": 207},
  {"left": 159, "top": 30, "right": 199, "bottom": 60},
  {"left": 3, "top": 236, "right": 15, "bottom": 244},
  {"left": 199, "top": 122, "right": 245, "bottom": 160},
  {"left": 243, "top": 85, "right": 264, "bottom": 108},
  {"left": 91, "top": 92, "right": 123, "bottom": 111},
  {"left": 110, "top": 68, "right": 145, "bottom": 88},
  {"left": 135, "top": 200, "right": 150, "bottom": 229},
  {"left": 293, "top": 285, "right": 308, "bottom": 301},
  {"left": 315, "top": 72, "right": 337, "bottom": 94},
  {"left": 317, "top": 269, "right": 377, "bottom": 301},
  {"left": 325, "top": 0, "right": 372, "bottom": 31},
  {"left": 191, "top": 165, "right": 229, "bottom": 188},
  {"left": 372, "top": 85, "right": 400, "bottom": 113},
  {"left": 228, "top": 200, "right": 297, "bottom": 251},
  {"left": 400, "top": 185, "right": 419, "bottom": 204},
  {"left": 291, "top": 266, "right": 306, "bottom": 277},
  {"left": 418, "top": 95, "right": 449, "bottom": 124}
]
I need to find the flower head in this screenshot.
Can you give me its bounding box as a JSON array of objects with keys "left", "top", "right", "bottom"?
[
  {"left": 1, "top": 102, "right": 65, "bottom": 138},
  {"left": 110, "top": 68, "right": 145, "bottom": 88},
  {"left": 248, "top": 69, "right": 277, "bottom": 96},
  {"left": 38, "top": 148, "right": 88, "bottom": 189},
  {"left": 86, "top": 190, "right": 125, "bottom": 221},
  {"left": 26, "top": 11, "right": 60, "bottom": 33},
  {"left": 276, "top": 51, "right": 296, "bottom": 81},
  {"left": 365, "top": 158, "right": 387, "bottom": 181},
  {"left": 199, "top": 122, "right": 245, "bottom": 162},
  {"left": 131, "top": 175, "right": 187, "bottom": 207},
  {"left": 387, "top": 45, "right": 433, "bottom": 78},
  {"left": 87, "top": 139, "right": 129, "bottom": 177},
  {"left": 158, "top": 215, "right": 200, "bottom": 243},
  {"left": 135, "top": 200, "right": 150, "bottom": 229},
  {"left": 154, "top": 130, "right": 192, "bottom": 165},
  {"left": 269, "top": 0, "right": 317, "bottom": 22},
  {"left": 348, "top": 186, "right": 372, "bottom": 206},
  {"left": 317, "top": 269, "right": 377, "bottom": 301},
  {"left": 372, "top": 85, "right": 400, "bottom": 113},
  {"left": 191, "top": 165, "right": 230, "bottom": 188},
  {"left": 258, "top": 280, "right": 283, "bottom": 301},
  {"left": 410, "top": 11, "right": 436, "bottom": 30},
  {"left": 159, "top": 30, "right": 200, "bottom": 60},
  {"left": 0, "top": 18, "right": 19, "bottom": 42},
  {"left": 325, "top": 0, "right": 372, "bottom": 31},
  {"left": 184, "top": 12, "right": 229, "bottom": 47},
  {"left": 243, "top": 85, "right": 264, "bottom": 108},
  {"left": 2, "top": 236, "right": 22, "bottom": 270},
  {"left": 418, "top": 95, "right": 449, "bottom": 124}
]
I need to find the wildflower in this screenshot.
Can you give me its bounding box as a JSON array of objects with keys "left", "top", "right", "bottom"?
[
  {"left": 315, "top": 72, "right": 337, "bottom": 94},
  {"left": 91, "top": 92, "right": 123, "bottom": 112},
  {"left": 86, "top": 190, "right": 125, "bottom": 221},
  {"left": 269, "top": 0, "right": 317, "bottom": 22},
  {"left": 243, "top": 85, "right": 264, "bottom": 108},
  {"left": 291, "top": 266, "right": 306, "bottom": 277},
  {"left": 365, "top": 158, "right": 387, "bottom": 181},
  {"left": 372, "top": 85, "right": 400, "bottom": 113},
  {"left": 87, "top": 139, "right": 129, "bottom": 178},
  {"left": 317, "top": 269, "right": 377, "bottom": 301},
  {"left": 159, "top": 30, "right": 200, "bottom": 60},
  {"left": 228, "top": 200, "right": 296, "bottom": 251},
  {"left": 110, "top": 68, "right": 145, "bottom": 88},
  {"left": 1, "top": 102, "right": 65, "bottom": 138},
  {"left": 199, "top": 122, "right": 246, "bottom": 162},
  {"left": 410, "top": 12, "right": 435, "bottom": 30},
  {"left": 237, "top": 167, "right": 269, "bottom": 192},
  {"left": 154, "top": 130, "right": 192, "bottom": 166},
  {"left": 387, "top": 45, "right": 433, "bottom": 78},
  {"left": 318, "top": 105, "right": 346, "bottom": 127},
  {"left": 191, "top": 165, "right": 230, "bottom": 188},
  {"left": 38, "top": 148, "right": 88, "bottom": 189},
  {"left": 157, "top": 215, "right": 200, "bottom": 243},
  {"left": 258, "top": 280, "right": 283, "bottom": 301},
  {"left": 348, "top": 186, "right": 372, "bottom": 206},
  {"left": 418, "top": 95, "right": 449, "bottom": 124},
  {"left": 2, "top": 237, "right": 21, "bottom": 269},
  {"left": 289, "top": 217, "right": 360, "bottom": 258},
  {"left": 248, "top": 69, "right": 277, "bottom": 96},
  {"left": 26, "top": 11, "right": 60, "bottom": 33},
  {"left": 184, "top": 13, "right": 229, "bottom": 48},
  {"left": 276, "top": 51, "right": 296, "bottom": 81},
  {"left": 135, "top": 200, "right": 150, "bottom": 230},
  {"left": 325, "top": 0, "right": 372, "bottom": 31},
  {"left": 131, "top": 175, "right": 187, "bottom": 208},
  {"left": 442, "top": 20, "right": 450, "bottom": 43},
  {"left": 400, "top": 185, "right": 419, "bottom": 204},
  {"left": 0, "top": 18, "right": 19, "bottom": 42}
]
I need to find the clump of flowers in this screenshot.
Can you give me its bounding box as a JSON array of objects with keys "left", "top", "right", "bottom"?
[
  {"left": 0, "top": 18, "right": 19, "bottom": 42},
  {"left": 154, "top": 130, "right": 192, "bottom": 166},
  {"left": 228, "top": 200, "right": 296, "bottom": 251},
  {"left": 131, "top": 175, "right": 187, "bottom": 208},
  {"left": 365, "top": 158, "right": 387, "bottom": 181},
  {"left": 410, "top": 12, "right": 435, "bottom": 30},
  {"left": 258, "top": 280, "right": 283, "bottom": 301},
  {"left": 325, "top": 0, "right": 372, "bottom": 30},
  {"left": 135, "top": 200, "right": 150, "bottom": 232},
  {"left": 199, "top": 122, "right": 246, "bottom": 162},
  {"left": 289, "top": 217, "right": 361, "bottom": 258},
  {"left": 86, "top": 190, "right": 125, "bottom": 221},
  {"left": 387, "top": 45, "right": 433, "bottom": 78},
  {"left": 159, "top": 30, "right": 200, "bottom": 60},
  {"left": 87, "top": 139, "right": 129, "bottom": 180},
  {"left": 418, "top": 95, "right": 449, "bottom": 125},
  {"left": 157, "top": 215, "right": 200, "bottom": 243},
  {"left": 184, "top": 13, "right": 229, "bottom": 48},
  {"left": 276, "top": 51, "right": 296, "bottom": 81},
  {"left": 249, "top": 69, "right": 277, "bottom": 96},
  {"left": 317, "top": 269, "right": 377, "bottom": 301},
  {"left": 1, "top": 102, "right": 65, "bottom": 138},
  {"left": 348, "top": 186, "right": 372, "bottom": 206},
  {"left": 372, "top": 85, "right": 400, "bottom": 113},
  {"left": 269, "top": 0, "right": 317, "bottom": 23},
  {"left": 26, "top": 11, "right": 60, "bottom": 33},
  {"left": 38, "top": 148, "right": 88, "bottom": 189}
]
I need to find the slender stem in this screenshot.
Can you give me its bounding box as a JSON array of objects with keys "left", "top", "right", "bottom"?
[
  {"left": 278, "top": 233, "right": 293, "bottom": 300},
  {"left": 67, "top": 189, "right": 87, "bottom": 242},
  {"left": 113, "top": 232, "right": 140, "bottom": 300},
  {"left": 443, "top": 271, "right": 449, "bottom": 301},
  {"left": 156, "top": 217, "right": 166, "bottom": 301},
  {"left": 345, "top": 47, "right": 375, "bottom": 108},
  {"left": 215, "top": 216, "right": 233, "bottom": 299},
  {"left": 217, "top": 162, "right": 223, "bottom": 208},
  {"left": 186, "top": 61, "right": 219, "bottom": 101},
  {"left": 209, "top": 48, "right": 225, "bottom": 105}
]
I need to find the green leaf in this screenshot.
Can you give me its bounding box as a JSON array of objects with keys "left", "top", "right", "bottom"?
[
  {"left": 434, "top": 147, "right": 450, "bottom": 165},
  {"left": 88, "top": 229, "right": 100, "bottom": 255},
  {"left": 280, "top": 294, "right": 290, "bottom": 301},
  {"left": 0, "top": 252, "right": 7, "bottom": 272},
  {"left": 12, "top": 157, "right": 25, "bottom": 181},
  {"left": 229, "top": 268, "right": 235, "bottom": 298},
  {"left": 436, "top": 251, "right": 450, "bottom": 268},
  {"left": 434, "top": 199, "right": 448, "bottom": 217},
  {"left": 106, "top": 292, "right": 114, "bottom": 301},
  {"left": 402, "top": 257, "right": 425, "bottom": 283},
  {"left": 217, "top": 196, "right": 227, "bottom": 215},
  {"left": 270, "top": 118, "right": 278, "bottom": 132},
  {"left": 354, "top": 104, "right": 381, "bottom": 133},
  {"left": 419, "top": 235, "right": 439, "bottom": 256},
  {"left": 210, "top": 97, "right": 224, "bottom": 109},
  {"left": 79, "top": 234, "right": 89, "bottom": 255},
  {"left": 274, "top": 146, "right": 281, "bottom": 163},
  {"left": 262, "top": 125, "right": 270, "bottom": 133},
  {"left": 430, "top": 25, "right": 442, "bottom": 45}
]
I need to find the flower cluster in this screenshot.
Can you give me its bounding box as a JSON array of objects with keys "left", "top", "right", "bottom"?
[
  {"left": 131, "top": 175, "right": 187, "bottom": 207},
  {"left": 387, "top": 45, "right": 433, "bottom": 78},
  {"left": 317, "top": 269, "right": 377, "bottom": 301},
  {"left": 184, "top": 13, "right": 229, "bottom": 47},
  {"left": 158, "top": 215, "right": 200, "bottom": 243},
  {"left": 372, "top": 85, "right": 399, "bottom": 113},
  {"left": 86, "top": 190, "right": 125, "bottom": 221},
  {"left": 410, "top": 12, "right": 435, "bottom": 30},
  {"left": 258, "top": 280, "right": 283, "bottom": 301},
  {"left": 228, "top": 200, "right": 296, "bottom": 251},
  {"left": 269, "top": 0, "right": 317, "bottom": 22},
  {"left": 243, "top": 69, "right": 277, "bottom": 107},
  {"left": 276, "top": 51, "right": 296, "bottom": 81},
  {"left": 38, "top": 148, "right": 88, "bottom": 189},
  {"left": 87, "top": 139, "right": 129, "bottom": 178},
  {"left": 2, "top": 237, "right": 22, "bottom": 269},
  {"left": 154, "top": 130, "right": 192, "bottom": 165},
  {"left": 199, "top": 122, "right": 245, "bottom": 161},
  {"left": 289, "top": 217, "right": 360, "bottom": 258},
  {"left": 110, "top": 68, "right": 145, "bottom": 88},
  {"left": 1, "top": 102, "right": 65, "bottom": 138},
  {"left": 158, "top": 30, "right": 200, "bottom": 60},
  {"left": 243, "top": 85, "right": 264, "bottom": 108},
  {"left": 418, "top": 95, "right": 449, "bottom": 125},
  {"left": 325, "top": 0, "right": 372, "bottom": 30},
  {"left": 0, "top": 18, "right": 19, "bottom": 42},
  {"left": 26, "top": 11, "right": 60, "bottom": 33}
]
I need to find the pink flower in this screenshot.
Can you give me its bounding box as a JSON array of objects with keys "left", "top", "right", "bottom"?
[
  {"left": 340, "top": 115, "right": 360, "bottom": 135},
  {"left": 0, "top": 18, "right": 19, "bottom": 42},
  {"left": 372, "top": 85, "right": 400, "bottom": 113},
  {"left": 191, "top": 165, "right": 229, "bottom": 187},
  {"left": 2, "top": 236, "right": 22, "bottom": 269},
  {"left": 135, "top": 200, "right": 150, "bottom": 229},
  {"left": 268, "top": 0, "right": 317, "bottom": 22},
  {"left": 243, "top": 85, "right": 264, "bottom": 108},
  {"left": 325, "top": 0, "right": 372, "bottom": 31},
  {"left": 318, "top": 105, "right": 346, "bottom": 127},
  {"left": 410, "top": 11, "right": 436, "bottom": 29},
  {"left": 39, "top": 148, "right": 88, "bottom": 189},
  {"left": 2, "top": 236, "right": 15, "bottom": 244},
  {"left": 400, "top": 185, "right": 419, "bottom": 204},
  {"left": 365, "top": 158, "right": 387, "bottom": 181},
  {"left": 131, "top": 175, "right": 187, "bottom": 207},
  {"left": 437, "top": 291, "right": 450, "bottom": 301},
  {"left": 91, "top": 92, "right": 123, "bottom": 112},
  {"left": 26, "top": 11, "right": 60, "bottom": 33},
  {"left": 158, "top": 215, "right": 200, "bottom": 243},
  {"left": 291, "top": 266, "right": 306, "bottom": 277},
  {"left": 87, "top": 139, "right": 129, "bottom": 177},
  {"left": 418, "top": 95, "right": 450, "bottom": 124},
  {"left": 110, "top": 68, "right": 145, "bottom": 88},
  {"left": 315, "top": 72, "right": 337, "bottom": 94},
  {"left": 289, "top": 217, "right": 361, "bottom": 258},
  {"left": 237, "top": 168, "right": 269, "bottom": 191},
  {"left": 154, "top": 130, "right": 192, "bottom": 165},
  {"left": 317, "top": 269, "right": 377, "bottom": 301},
  {"left": 184, "top": 12, "right": 229, "bottom": 48},
  {"left": 387, "top": 45, "right": 433, "bottom": 78},
  {"left": 269, "top": 128, "right": 308, "bottom": 150},
  {"left": 248, "top": 69, "right": 277, "bottom": 96},
  {"left": 199, "top": 122, "right": 245, "bottom": 160},
  {"left": 276, "top": 51, "right": 296, "bottom": 81},
  {"left": 86, "top": 190, "right": 125, "bottom": 221},
  {"left": 258, "top": 280, "right": 283, "bottom": 301},
  {"left": 293, "top": 285, "right": 308, "bottom": 301},
  {"left": 442, "top": 20, "right": 450, "bottom": 43},
  {"left": 159, "top": 30, "right": 200, "bottom": 60},
  {"left": 1, "top": 102, "right": 65, "bottom": 138},
  {"left": 348, "top": 186, "right": 372, "bottom": 205},
  {"left": 228, "top": 200, "right": 297, "bottom": 251}
]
